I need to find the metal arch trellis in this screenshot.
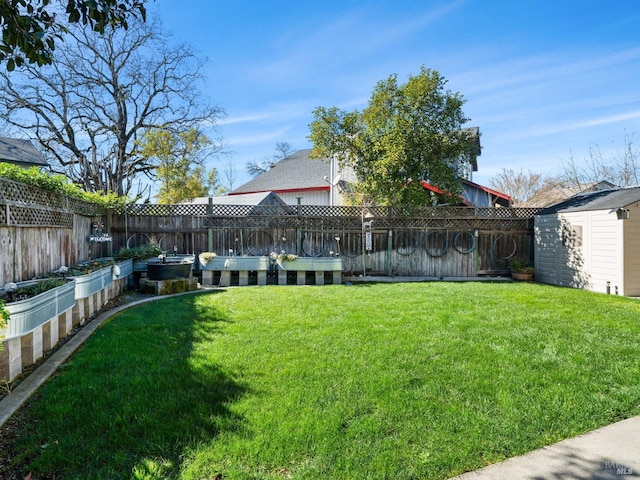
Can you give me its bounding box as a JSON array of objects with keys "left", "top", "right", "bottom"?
[
  {"left": 302, "top": 231, "right": 327, "bottom": 257},
  {"left": 453, "top": 231, "right": 476, "bottom": 254},
  {"left": 126, "top": 232, "right": 152, "bottom": 248},
  {"left": 246, "top": 230, "right": 273, "bottom": 256},
  {"left": 394, "top": 230, "right": 420, "bottom": 256},
  {"left": 492, "top": 234, "right": 518, "bottom": 260},
  {"left": 425, "top": 230, "right": 448, "bottom": 257}
]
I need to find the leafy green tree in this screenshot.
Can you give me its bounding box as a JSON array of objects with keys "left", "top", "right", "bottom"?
[
  {"left": 138, "top": 128, "right": 223, "bottom": 204},
  {"left": 0, "top": 0, "right": 147, "bottom": 70},
  {"left": 308, "top": 67, "right": 477, "bottom": 206}
]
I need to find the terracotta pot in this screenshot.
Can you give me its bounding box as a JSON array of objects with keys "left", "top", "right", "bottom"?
[{"left": 511, "top": 270, "right": 534, "bottom": 281}]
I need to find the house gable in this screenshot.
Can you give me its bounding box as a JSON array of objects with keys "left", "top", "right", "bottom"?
[{"left": 0, "top": 137, "right": 47, "bottom": 168}]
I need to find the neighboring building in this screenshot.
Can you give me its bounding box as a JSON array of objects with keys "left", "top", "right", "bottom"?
[
  {"left": 187, "top": 191, "right": 286, "bottom": 207},
  {"left": 525, "top": 180, "right": 615, "bottom": 207},
  {"left": 421, "top": 179, "right": 511, "bottom": 207},
  {"left": 0, "top": 137, "right": 48, "bottom": 168},
  {"left": 459, "top": 126, "right": 481, "bottom": 181},
  {"left": 231, "top": 128, "right": 488, "bottom": 207},
  {"left": 230, "top": 149, "right": 353, "bottom": 206},
  {"left": 535, "top": 186, "right": 640, "bottom": 296}
]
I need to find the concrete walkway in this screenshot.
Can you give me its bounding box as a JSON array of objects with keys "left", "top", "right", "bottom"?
[
  {"left": 450, "top": 416, "right": 640, "bottom": 479},
  {"left": 1, "top": 288, "right": 639, "bottom": 479}
]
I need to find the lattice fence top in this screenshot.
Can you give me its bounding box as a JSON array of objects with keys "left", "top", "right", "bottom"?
[
  {"left": 0, "top": 177, "right": 100, "bottom": 227},
  {"left": 121, "top": 203, "right": 540, "bottom": 219}
]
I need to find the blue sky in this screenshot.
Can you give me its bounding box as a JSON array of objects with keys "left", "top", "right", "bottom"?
[{"left": 152, "top": 0, "right": 640, "bottom": 190}]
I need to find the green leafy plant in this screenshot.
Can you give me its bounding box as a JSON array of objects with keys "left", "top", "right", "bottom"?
[
  {"left": 508, "top": 259, "right": 534, "bottom": 272},
  {"left": 278, "top": 253, "right": 298, "bottom": 262},
  {"left": 0, "top": 162, "right": 129, "bottom": 210},
  {"left": 0, "top": 299, "right": 8, "bottom": 329},
  {"left": 114, "top": 244, "right": 162, "bottom": 262}
]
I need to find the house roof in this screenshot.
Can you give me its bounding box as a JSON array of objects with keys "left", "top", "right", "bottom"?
[
  {"left": 186, "top": 191, "right": 286, "bottom": 206},
  {"left": 536, "top": 186, "right": 640, "bottom": 215},
  {"left": 231, "top": 149, "right": 330, "bottom": 195},
  {"left": 0, "top": 137, "right": 47, "bottom": 167},
  {"left": 525, "top": 180, "right": 616, "bottom": 208},
  {"left": 462, "top": 179, "right": 511, "bottom": 203},
  {"left": 421, "top": 179, "right": 511, "bottom": 207},
  {"left": 231, "top": 136, "right": 482, "bottom": 197}
]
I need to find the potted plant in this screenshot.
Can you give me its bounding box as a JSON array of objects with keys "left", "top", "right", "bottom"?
[
  {"left": 198, "top": 252, "right": 217, "bottom": 265},
  {"left": 508, "top": 259, "right": 534, "bottom": 281}
]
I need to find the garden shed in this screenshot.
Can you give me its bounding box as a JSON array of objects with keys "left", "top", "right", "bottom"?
[{"left": 535, "top": 186, "right": 640, "bottom": 296}]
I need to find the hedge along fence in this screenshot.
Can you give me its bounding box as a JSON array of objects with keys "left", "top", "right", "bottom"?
[
  {"left": 0, "top": 178, "right": 105, "bottom": 285},
  {"left": 110, "top": 204, "right": 540, "bottom": 278}
]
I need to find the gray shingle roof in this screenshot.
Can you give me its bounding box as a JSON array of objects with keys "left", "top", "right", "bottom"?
[
  {"left": 186, "top": 191, "right": 286, "bottom": 206},
  {"left": 536, "top": 186, "right": 640, "bottom": 215},
  {"left": 0, "top": 137, "right": 47, "bottom": 166},
  {"left": 231, "top": 149, "right": 330, "bottom": 194}
]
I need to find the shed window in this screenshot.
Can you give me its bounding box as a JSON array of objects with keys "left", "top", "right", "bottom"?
[{"left": 563, "top": 224, "right": 582, "bottom": 248}]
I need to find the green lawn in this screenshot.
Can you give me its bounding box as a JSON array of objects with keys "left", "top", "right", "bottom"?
[{"left": 3, "top": 282, "right": 640, "bottom": 479}]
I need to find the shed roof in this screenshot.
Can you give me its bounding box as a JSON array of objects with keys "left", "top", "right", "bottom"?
[
  {"left": 536, "top": 186, "right": 640, "bottom": 215},
  {"left": 230, "top": 149, "right": 330, "bottom": 195},
  {"left": 0, "top": 137, "right": 47, "bottom": 167}
]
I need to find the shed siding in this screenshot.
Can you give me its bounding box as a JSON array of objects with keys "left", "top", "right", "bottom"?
[
  {"left": 558, "top": 212, "right": 591, "bottom": 290},
  {"left": 587, "top": 210, "right": 621, "bottom": 294},
  {"left": 623, "top": 203, "right": 640, "bottom": 296},
  {"left": 534, "top": 214, "right": 560, "bottom": 284},
  {"left": 536, "top": 210, "right": 622, "bottom": 294}
]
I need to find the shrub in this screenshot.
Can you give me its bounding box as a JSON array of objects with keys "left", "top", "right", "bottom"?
[
  {"left": 0, "top": 162, "right": 129, "bottom": 210},
  {"left": 508, "top": 259, "right": 534, "bottom": 272},
  {"left": 114, "top": 244, "right": 162, "bottom": 262}
]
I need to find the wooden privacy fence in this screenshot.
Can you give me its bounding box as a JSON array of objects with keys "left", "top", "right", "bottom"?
[
  {"left": 0, "top": 177, "right": 541, "bottom": 283},
  {"left": 110, "top": 204, "right": 540, "bottom": 277},
  {"left": 0, "top": 178, "right": 102, "bottom": 284}
]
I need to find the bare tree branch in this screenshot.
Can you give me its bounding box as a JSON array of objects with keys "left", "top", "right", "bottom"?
[{"left": 0, "top": 16, "right": 225, "bottom": 197}]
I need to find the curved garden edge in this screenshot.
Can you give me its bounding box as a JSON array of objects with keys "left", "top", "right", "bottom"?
[
  {"left": 0, "top": 258, "right": 133, "bottom": 383},
  {"left": 0, "top": 288, "right": 207, "bottom": 429}
]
